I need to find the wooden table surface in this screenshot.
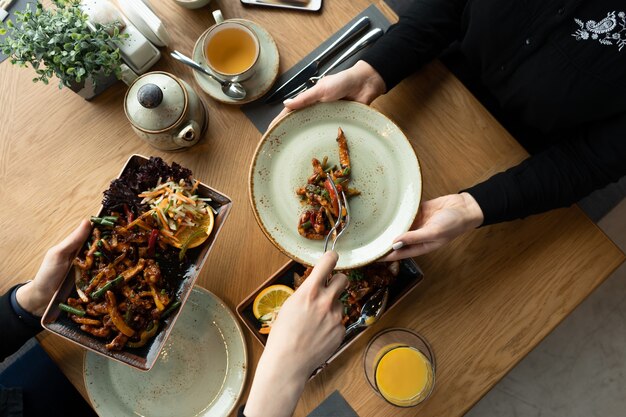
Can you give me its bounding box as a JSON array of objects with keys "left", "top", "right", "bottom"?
[{"left": 1, "top": 1, "right": 623, "bottom": 416}]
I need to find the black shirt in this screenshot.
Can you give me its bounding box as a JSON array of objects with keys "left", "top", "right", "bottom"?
[{"left": 362, "top": 0, "right": 626, "bottom": 224}]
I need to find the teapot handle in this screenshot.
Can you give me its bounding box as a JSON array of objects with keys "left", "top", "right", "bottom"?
[{"left": 174, "top": 121, "right": 201, "bottom": 148}]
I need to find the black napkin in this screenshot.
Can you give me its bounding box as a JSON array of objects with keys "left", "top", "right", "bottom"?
[
  {"left": 307, "top": 390, "right": 359, "bottom": 417},
  {"left": 241, "top": 4, "right": 391, "bottom": 133}
]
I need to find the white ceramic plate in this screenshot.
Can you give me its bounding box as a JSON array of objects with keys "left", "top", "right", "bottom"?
[
  {"left": 249, "top": 101, "right": 422, "bottom": 269},
  {"left": 84, "top": 287, "right": 247, "bottom": 417},
  {"left": 192, "top": 19, "right": 279, "bottom": 105}
]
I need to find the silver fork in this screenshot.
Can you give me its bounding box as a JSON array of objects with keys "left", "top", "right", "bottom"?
[{"left": 323, "top": 179, "right": 351, "bottom": 252}]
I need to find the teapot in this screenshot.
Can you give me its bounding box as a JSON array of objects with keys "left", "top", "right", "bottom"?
[{"left": 124, "top": 71, "right": 207, "bottom": 151}]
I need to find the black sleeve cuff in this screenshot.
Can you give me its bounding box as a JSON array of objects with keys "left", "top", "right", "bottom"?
[
  {"left": 10, "top": 284, "right": 43, "bottom": 329},
  {"left": 0, "top": 285, "right": 42, "bottom": 361}
]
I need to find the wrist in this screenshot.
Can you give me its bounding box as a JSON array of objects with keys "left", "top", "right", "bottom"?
[
  {"left": 353, "top": 60, "right": 386, "bottom": 96},
  {"left": 15, "top": 281, "right": 48, "bottom": 317},
  {"left": 244, "top": 352, "right": 307, "bottom": 417},
  {"left": 460, "top": 192, "right": 484, "bottom": 229}
]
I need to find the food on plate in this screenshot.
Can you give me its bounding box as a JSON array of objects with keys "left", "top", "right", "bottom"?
[
  {"left": 296, "top": 127, "right": 360, "bottom": 240},
  {"left": 255, "top": 261, "right": 400, "bottom": 334},
  {"left": 253, "top": 284, "right": 294, "bottom": 334},
  {"left": 61, "top": 157, "right": 216, "bottom": 351}
]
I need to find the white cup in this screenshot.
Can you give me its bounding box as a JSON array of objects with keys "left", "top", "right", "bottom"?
[
  {"left": 201, "top": 10, "right": 260, "bottom": 82},
  {"left": 173, "top": 0, "right": 212, "bottom": 9}
]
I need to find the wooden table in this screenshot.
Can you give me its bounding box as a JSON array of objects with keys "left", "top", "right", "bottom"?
[{"left": 0, "top": 1, "right": 623, "bottom": 416}]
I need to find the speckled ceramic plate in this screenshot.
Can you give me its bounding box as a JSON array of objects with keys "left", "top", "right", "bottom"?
[
  {"left": 249, "top": 101, "right": 422, "bottom": 269},
  {"left": 192, "top": 19, "right": 279, "bottom": 105},
  {"left": 84, "top": 286, "right": 247, "bottom": 417}
]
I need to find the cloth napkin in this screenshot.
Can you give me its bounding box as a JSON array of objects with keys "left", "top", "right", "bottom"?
[{"left": 307, "top": 390, "right": 359, "bottom": 417}]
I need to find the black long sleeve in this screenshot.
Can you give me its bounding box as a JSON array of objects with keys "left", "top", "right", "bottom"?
[
  {"left": 361, "top": 0, "right": 467, "bottom": 91},
  {"left": 363, "top": 0, "right": 626, "bottom": 224},
  {"left": 464, "top": 112, "right": 626, "bottom": 224},
  {"left": 0, "top": 286, "right": 42, "bottom": 361}
]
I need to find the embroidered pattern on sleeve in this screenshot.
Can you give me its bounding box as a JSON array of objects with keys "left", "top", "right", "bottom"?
[{"left": 572, "top": 11, "right": 626, "bottom": 51}]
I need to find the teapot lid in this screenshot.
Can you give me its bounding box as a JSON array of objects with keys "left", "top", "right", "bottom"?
[{"left": 124, "top": 72, "right": 187, "bottom": 132}]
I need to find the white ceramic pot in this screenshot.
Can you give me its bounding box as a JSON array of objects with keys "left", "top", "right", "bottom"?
[{"left": 124, "top": 71, "right": 207, "bottom": 151}]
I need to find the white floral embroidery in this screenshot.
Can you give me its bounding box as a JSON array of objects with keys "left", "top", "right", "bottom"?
[{"left": 572, "top": 11, "right": 626, "bottom": 51}]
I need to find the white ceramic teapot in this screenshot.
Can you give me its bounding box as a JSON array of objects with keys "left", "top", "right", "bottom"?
[{"left": 124, "top": 71, "right": 207, "bottom": 151}]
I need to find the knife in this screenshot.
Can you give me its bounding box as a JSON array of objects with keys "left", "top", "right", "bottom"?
[
  {"left": 264, "top": 16, "right": 371, "bottom": 104},
  {"left": 282, "top": 28, "right": 384, "bottom": 101}
]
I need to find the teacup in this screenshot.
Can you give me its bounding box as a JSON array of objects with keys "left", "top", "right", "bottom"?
[
  {"left": 173, "top": 0, "right": 212, "bottom": 9},
  {"left": 202, "top": 10, "right": 260, "bottom": 82}
]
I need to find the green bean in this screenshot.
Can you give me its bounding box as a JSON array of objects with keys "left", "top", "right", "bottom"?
[
  {"left": 161, "top": 300, "right": 181, "bottom": 319},
  {"left": 59, "top": 303, "right": 86, "bottom": 317},
  {"left": 301, "top": 221, "right": 312, "bottom": 230},
  {"left": 91, "top": 275, "right": 123, "bottom": 299}
]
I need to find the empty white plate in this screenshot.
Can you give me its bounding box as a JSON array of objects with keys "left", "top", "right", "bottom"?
[{"left": 84, "top": 286, "right": 247, "bottom": 417}]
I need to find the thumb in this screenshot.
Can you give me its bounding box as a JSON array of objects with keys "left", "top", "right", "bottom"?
[{"left": 52, "top": 219, "right": 92, "bottom": 257}]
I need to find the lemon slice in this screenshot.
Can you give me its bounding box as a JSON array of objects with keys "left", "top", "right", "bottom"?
[
  {"left": 252, "top": 284, "right": 294, "bottom": 319},
  {"left": 173, "top": 208, "right": 215, "bottom": 250}
]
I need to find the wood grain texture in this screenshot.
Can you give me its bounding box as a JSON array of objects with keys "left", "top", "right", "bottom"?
[{"left": 0, "top": 1, "right": 622, "bottom": 417}]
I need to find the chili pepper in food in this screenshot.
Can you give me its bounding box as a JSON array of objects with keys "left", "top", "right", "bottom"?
[{"left": 147, "top": 229, "right": 159, "bottom": 258}]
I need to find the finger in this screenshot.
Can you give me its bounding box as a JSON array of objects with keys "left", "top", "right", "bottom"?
[
  {"left": 325, "top": 272, "right": 348, "bottom": 299},
  {"left": 51, "top": 219, "right": 92, "bottom": 258},
  {"left": 299, "top": 251, "right": 339, "bottom": 290},
  {"left": 330, "top": 301, "right": 345, "bottom": 325},
  {"left": 380, "top": 241, "right": 442, "bottom": 262},
  {"left": 393, "top": 227, "right": 441, "bottom": 246},
  {"left": 283, "top": 80, "right": 332, "bottom": 110}
]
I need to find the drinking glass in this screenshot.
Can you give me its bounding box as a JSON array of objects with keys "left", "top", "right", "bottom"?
[{"left": 363, "top": 328, "right": 436, "bottom": 407}]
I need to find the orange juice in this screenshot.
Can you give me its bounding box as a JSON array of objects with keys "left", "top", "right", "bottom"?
[
  {"left": 205, "top": 27, "right": 258, "bottom": 75},
  {"left": 375, "top": 345, "right": 434, "bottom": 406}
]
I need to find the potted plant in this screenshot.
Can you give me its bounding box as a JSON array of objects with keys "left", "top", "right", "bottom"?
[{"left": 0, "top": 0, "right": 128, "bottom": 99}]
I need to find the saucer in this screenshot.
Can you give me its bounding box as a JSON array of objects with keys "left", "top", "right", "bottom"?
[{"left": 192, "top": 19, "right": 280, "bottom": 105}]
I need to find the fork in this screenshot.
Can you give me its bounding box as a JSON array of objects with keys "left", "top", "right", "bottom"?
[{"left": 323, "top": 179, "right": 351, "bottom": 252}]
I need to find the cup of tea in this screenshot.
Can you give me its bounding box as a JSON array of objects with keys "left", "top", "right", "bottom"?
[
  {"left": 202, "top": 10, "right": 260, "bottom": 82},
  {"left": 363, "top": 328, "right": 436, "bottom": 407}
]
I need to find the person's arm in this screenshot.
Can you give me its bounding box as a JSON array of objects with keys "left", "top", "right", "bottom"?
[
  {"left": 277, "top": 0, "right": 468, "bottom": 121},
  {"left": 464, "top": 113, "right": 626, "bottom": 225},
  {"left": 360, "top": 0, "right": 468, "bottom": 91},
  {"left": 243, "top": 252, "right": 348, "bottom": 417},
  {"left": 383, "top": 113, "right": 626, "bottom": 261},
  {"left": 0, "top": 220, "right": 91, "bottom": 361}
]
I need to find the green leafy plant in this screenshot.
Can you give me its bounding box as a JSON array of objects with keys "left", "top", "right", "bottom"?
[{"left": 0, "top": 0, "right": 127, "bottom": 89}]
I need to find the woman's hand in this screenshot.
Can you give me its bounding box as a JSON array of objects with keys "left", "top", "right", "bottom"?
[
  {"left": 244, "top": 251, "right": 348, "bottom": 417},
  {"left": 16, "top": 219, "right": 91, "bottom": 316},
  {"left": 272, "top": 60, "right": 386, "bottom": 124},
  {"left": 381, "top": 193, "right": 484, "bottom": 261}
]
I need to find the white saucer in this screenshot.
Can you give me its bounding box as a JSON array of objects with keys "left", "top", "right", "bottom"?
[
  {"left": 192, "top": 19, "right": 280, "bottom": 105},
  {"left": 84, "top": 286, "right": 247, "bottom": 417}
]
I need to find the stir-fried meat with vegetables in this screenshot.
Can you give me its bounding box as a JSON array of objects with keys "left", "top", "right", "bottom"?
[
  {"left": 62, "top": 215, "right": 181, "bottom": 351},
  {"left": 294, "top": 261, "right": 400, "bottom": 326},
  {"left": 296, "top": 128, "right": 360, "bottom": 240},
  {"left": 59, "top": 157, "right": 215, "bottom": 351}
]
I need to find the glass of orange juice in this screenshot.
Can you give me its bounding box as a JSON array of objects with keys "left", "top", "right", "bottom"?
[{"left": 363, "top": 328, "right": 435, "bottom": 407}]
